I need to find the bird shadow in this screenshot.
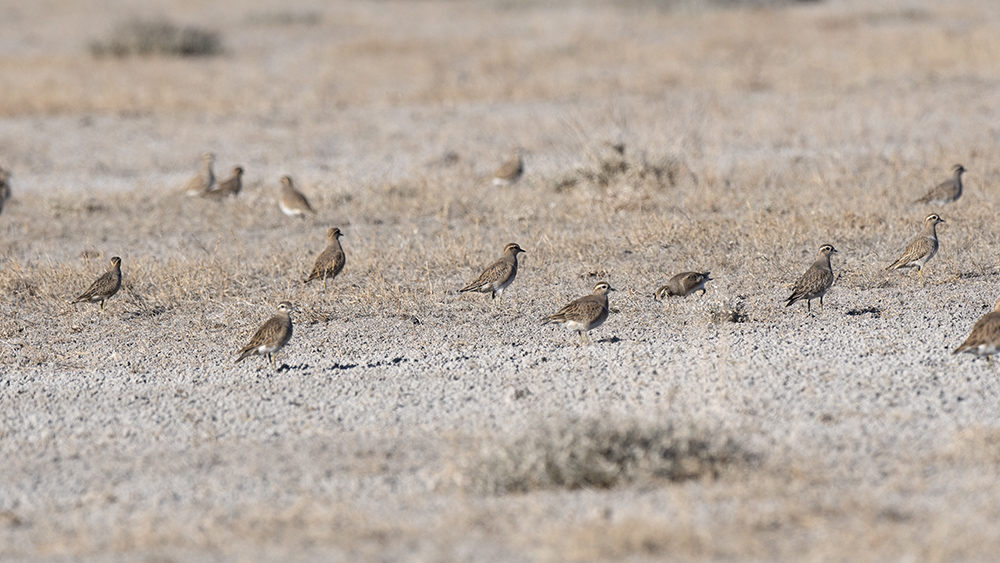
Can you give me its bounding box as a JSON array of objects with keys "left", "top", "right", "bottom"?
[{"left": 845, "top": 306, "right": 882, "bottom": 317}]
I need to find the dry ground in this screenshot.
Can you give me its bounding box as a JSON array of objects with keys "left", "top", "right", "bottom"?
[{"left": 3, "top": 0, "right": 1000, "bottom": 560}]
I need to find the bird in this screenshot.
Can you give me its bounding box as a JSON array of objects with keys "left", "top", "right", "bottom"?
[
  {"left": 183, "top": 152, "right": 216, "bottom": 196},
  {"left": 915, "top": 164, "right": 966, "bottom": 205},
  {"left": 203, "top": 166, "right": 243, "bottom": 199},
  {"left": 235, "top": 301, "right": 294, "bottom": 371},
  {"left": 886, "top": 213, "right": 945, "bottom": 283},
  {"left": 655, "top": 271, "right": 712, "bottom": 300},
  {"left": 279, "top": 175, "right": 315, "bottom": 217},
  {"left": 71, "top": 256, "right": 122, "bottom": 314},
  {"left": 459, "top": 243, "right": 526, "bottom": 307},
  {"left": 304, "top": 227, "right": 346, "bottom": 290},
  {"left": 785, "top": 245, "right": 837, "bottom": 312},
  {"left": 0, "top": 166, "right": 10, "bottom": 215},
  {"left": 953, "top": 298, "right": 1000, "bottom": 363},
  {"left": 491, "top": 149, "right": 524, "bottom": 186},
  {"left": 541, "top": 281, "right": 615, "bottom": 345}
]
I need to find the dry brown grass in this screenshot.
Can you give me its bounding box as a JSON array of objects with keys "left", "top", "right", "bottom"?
[
  {"left": 456, "top": 414, "right": 754, "bottom": 494},
  {"left": 5, "top": 0, "right": 1000, "bottom": 560}
]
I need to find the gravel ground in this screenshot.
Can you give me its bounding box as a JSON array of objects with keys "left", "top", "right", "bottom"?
[{"left": 3, "top": 0, "right": 1000, "bottom": 560}]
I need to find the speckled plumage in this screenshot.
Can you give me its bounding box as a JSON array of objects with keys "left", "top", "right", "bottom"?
[
  {"left": 886, "top": 213, "right": 944, "bottom": 282},
  {"left": 304, "top": 228, "right": 346, "bottom": 290},
  {"left": 235, "top": 301, "right": 294, "bottom": 371},
  {"left": 541, "top": 281, "right": 615, "bottom": 344},
  {"left": 953, "top": 299, "right": 1000, "bottom": 362},
  {"left": 785, "top": 245, "right": 837, "bottom": 312},
  {"left": 71, "top": 256, "right": 122, "bottom": 313},
  {"left": 656, "top": 271, "right": 712, "bottom": 300},
  {"left": 279, "top": 175, "right": 315, "bottom": 217},
  {"left": 459, "top": 243, "right": 525, "bottom": 307},
  {"left": 915, "top": 164, "right": 965, "bottom": 205}
]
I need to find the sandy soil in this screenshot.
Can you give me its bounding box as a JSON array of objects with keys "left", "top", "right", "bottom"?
[{"left": 3, "top": 0, "right": 1000, "bottom": 560}]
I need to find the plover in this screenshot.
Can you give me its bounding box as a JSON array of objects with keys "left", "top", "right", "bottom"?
[
  {"left": 304, "top": 227, "right": 346, "bottom": 290},
  {"left": 491, "top": 149, "right": 524, "bottom": 186},
  {"left": 915, "top": 164, "right": 966, "bottom": 205},
  {"left": 541, "top": 281, "right": 615, "bottom": 344},
  {"left": 886, "top": 213, "right": 944, "bottom": 282},
  {"left": 0, "top": 166, "right": 10, "bottom": 214},
  {"left": 459, "top": 242, "right": 525, "bottom": 307},
  {"left": 71, "top": 256, "right": 122, "bottom": 314},
  {"left": 953, "top": 298, "right": 1000, "bottom": 363},
  {"left": 785, "top": 244, "right": 837, "bottom": 312},
  {"left": 183, "top": 152, "right": 216, "bottom": 196},
  {"left": 655, "top": 271, "right": 712, "bottom": 300},
  {"left": 235, "top": 301, "right": 294, "bottom": 371},
  {"left": 204, "top": 166, "right": 243, "bottom": 199},
  {"left": 279, "top": 175, "right": 315, "bottom": 217}
]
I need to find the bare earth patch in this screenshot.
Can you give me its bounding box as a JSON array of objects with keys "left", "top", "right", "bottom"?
[{"left": 3, "top": 0, "right": 1000, "bottom": 560}]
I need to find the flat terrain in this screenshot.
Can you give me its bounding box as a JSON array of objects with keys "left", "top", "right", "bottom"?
[{"left": 3, "top": 0, "right": 1000, "bottom": 560}]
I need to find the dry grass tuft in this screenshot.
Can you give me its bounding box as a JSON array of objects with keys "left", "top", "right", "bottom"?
[
  {"left": 552, "top": 143, "right": 687, "bottom": 194},
  {"left": 89, "top": 18, "right": 222, "bottom": 58},
  {"left": 459, "top": 415, "right": 754, "bottom": 494},
  {"left": 706, "top": 294, "right": 751, "bottom": 323}
]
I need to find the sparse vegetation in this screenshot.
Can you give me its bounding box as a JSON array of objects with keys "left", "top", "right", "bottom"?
[
  {"left": 89, "top": 18, "right": 222, "bottom": 58},
  {"left": 463, "top": 416, "right": 754, "bottom": 494},
  {"left": 3, "top": 0, "right": 1000, "bottom": 561}
]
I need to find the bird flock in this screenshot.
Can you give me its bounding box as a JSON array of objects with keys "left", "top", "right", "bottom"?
[{"left": 3, "top": 155, "right": 997, "bottom": 369}]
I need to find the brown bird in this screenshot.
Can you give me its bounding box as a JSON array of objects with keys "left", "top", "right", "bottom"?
[
  {"left": 491, "top": 149, "right": 524, "bottom": 186},
  {"left": 235, "top": 301, "right": 294, "bottom": 371},
  {"left": 203, "top": 166, "right": 243, "bottom": 199},
  {"left": 71, "top": 256, "right": 122, "bottom": 314},
  {"left": 785, "top": 244, "right": 837, "bottom": 312},
  {"left": 183, "top": 152, "right": 216, "bottom": 196},
  {"left": 459, "top": 242, "right": 525, "bottom": 307},
  {"left": 0, "top": 166, "right": 10, "bottom": 215},
  {"left": 655, "top": 271, "right": 712, "bottom": 300},
  {"left": 279, "top": 175, "right": 316, "bottom": 217},
  {"left": 886, "top": 213, "right": 945, "bottom": 283},
  {"left": 953, "top": 298, "right": 1000, "bottom": 363},
  {"left": 541, "top": 281, "right": 615, "bottom": 345},
  {"left": 915, "top": 164, "right": 966, "bottom": 205},
  {"left": 304, "top": 227, "right": 346, "bottom": 290}
]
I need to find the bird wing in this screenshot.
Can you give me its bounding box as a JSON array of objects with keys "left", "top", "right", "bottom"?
[
  {"left": 954, "top": 312, "right": 1000, "bottom": 353},
  {"left": 787, "top": 264, "right": 832, "bottom": 304},
  {"left": 73, "top": 270, "right": 119, "bottom": 302},
  {"left": 887, "top": 236, "right": 936, "bottom": 270},
  {"left": 460, "top": 257, "right": 511, "bottom": 292}
]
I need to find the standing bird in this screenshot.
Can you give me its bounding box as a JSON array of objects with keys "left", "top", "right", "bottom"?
[
  {"left": 235, "top": 301, "right": 294, "bottom": 371},
  {"left": 886, "top": 213, "right": 945, "bottom": 283},
  {"left": 304, "top": 227, "right": 346, "bottom": 290},
  {"left": 459, "top": 243, "right": 526, "bottom": 307},
  {"left": 953, "top": 298, "right": 1000, "bottom": 363},
  {"left": 183, "top": 152, "right": 216, "bottom": 196},
  {"left": 0, "top": 166, "right": 10, "bottom": 215},
  {"left": 541, "top": 281, "right": 615, "bottom": 345},
  {"left": 71, "top": 256, "right": 122, "bottom": 314},
  {"left": 915, "top": 164, "right": 966, "bottom": 205},
  {"left": 279, "top": 175, "right": 316, "bottom": 217},
  {"left": 785, "top": 244, "right": 837, "bottom": 312},
  {"left": 203, "top": 166, "right": 243, "bottom": 199},
  {"left": 491, "top": 149, "right": 524, "bottom": 186},
  {"left": 655, "top": 271, "right": 712, "bottom": 300}
]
